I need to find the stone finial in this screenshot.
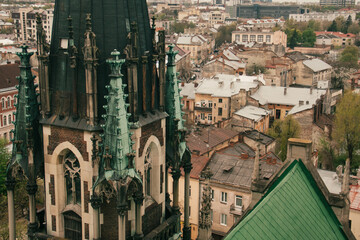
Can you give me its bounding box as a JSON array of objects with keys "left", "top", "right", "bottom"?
[
  {"left": 341, "top": 159, "right": 350, "bottom": 196},
  {"left": 166, "top": 45, "right": 178, "bottom": 67},
  {"left": 151, "top": 16, "right": 156, "bottom": 30},
  {"left": 201, "top": 167, "right": 213, "bottom": 180},
  {"left": 67, "top": 16, "right": 74, "bottom": 39},
  {"left": 86, "top": 13, "right": 92, "bottom": 31}
]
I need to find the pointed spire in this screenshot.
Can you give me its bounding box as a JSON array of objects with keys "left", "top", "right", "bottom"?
[
  {"left": 7, "top": 45, "right": 43, "bottom": 179},
  {"left": 86, "top": 13, "right": 92, "bottom": 31}
]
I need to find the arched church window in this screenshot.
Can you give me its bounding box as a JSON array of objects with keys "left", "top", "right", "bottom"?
[
  {"left": 64, "top": 152, "right": 81, "bottom": 205},
  {"left": 1, "top": 98, "right": 5, "bottom": 109},
  {"left": 144, "top": 147, "right": 152, "bottom": 196}
]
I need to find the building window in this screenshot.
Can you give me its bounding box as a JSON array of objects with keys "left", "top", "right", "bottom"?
[
  {"left": 250, "top": 35, "right": 256, "bottom": 42},
  {"left": 276, "top": 109, "right": 281, "bottom": 119},
  {"left": 189, "top": 206, "right": 191, "bottom": 217},
  {"left": 144, "top": 147, "right": 152, "bottom": 196},
  {"left": 266, "top": 35, "right": 271, "bottom": 43},
  {"left": 218, "top": 98, "right": 223, "bottom": 103},
  {"left": 7, "top": 97, "right": 11, "bottom": 108},
  {"left": 64, "top": 152, "right": 81, "bottom": 205},
  {"left": 201, "top": 113, "right": 205, "bottom": 120},
  {"left": 257, "top": 35, "right": 264, "bottom": 42},
  {"left": 208, "top": 114, "right": 212, "bottom": 121},
  {"left": 220, "top": 214, "right": 227, "bottom": 226},
  {"left": 201, "top": 100, "right": 206, "bottom": 107},
  {"left": 3, "top": 116, "right": 6, "bottom": 126},
  {"left": 211, "top": 210, "right": 213, "bottom": 222},
  {"left": 235, "top": 34, "right": 240, "bottom": 42},
  {"left": 8, "top": 114, "right": 11, "bottom": 124},
  {"left": 218, "top": 108, "right": 223, "bottom": 116},
  {"left": 221, "top": 192, "right": 227, "bottom": 203},
  {"left": 208, "top": 101, "right": 213, "bottom": 108},
  {"left": 3, "top": 132, "right": 7, "bottom": 140},
  {"left": 211, "top": 189, "right": 214, "bottom": 201},
  {"left": 235, "top": 195, "right": 243, "bottom": 207},
  {"left": 1, "top": 98, "right": 5, "bottom": 109},
  {"left": 189, "top": 186, "right": 191, "bottom": 197},
  {"left": 242, "top": 35, "right": 248, "bottom": 42}
]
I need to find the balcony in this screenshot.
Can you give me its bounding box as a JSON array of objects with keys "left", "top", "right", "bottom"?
[
  {"left": 194, "top": 106, "right": 212, "bottom": 112},
  {"left": 230, "top": 204, "right": 243, "bottom": 216}
]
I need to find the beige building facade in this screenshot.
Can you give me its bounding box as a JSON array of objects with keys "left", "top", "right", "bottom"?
[{"left": 232, "top": 30, "right": 287, "bottom": 48}]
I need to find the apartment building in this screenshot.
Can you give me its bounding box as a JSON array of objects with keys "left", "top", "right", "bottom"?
[
  {"left": 290, "top": 11, "right": 356, "bottom": 22},
  {"left": 186, "top": 74, "right": 264, "bottom": 125},
  {"left": 232, "top": 30, "right": 287, "bottom": 48},
  {"left": 12, "top": 8, "right": 53, "bottom": 43}
]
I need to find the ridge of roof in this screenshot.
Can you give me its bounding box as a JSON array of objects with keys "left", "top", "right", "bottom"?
[{"left": 225, "top": 159, "right": 348, "bottom": 240}]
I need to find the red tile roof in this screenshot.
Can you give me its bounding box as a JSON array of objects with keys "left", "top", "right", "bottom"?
[
  {"left": 186, "top": 127, "right": 239, "bottom": 156},
  {"left": 189, "top": 155, "right": 210, "bottom": 179},
  {"left": 0, "top": 63, "right": 19, "bottom": 89},
  {"left": 315, "top": 31, "right": 355, "bottom": 38},
  {"left": 350, "top": 184, "right": 360, "bottom": 211}
]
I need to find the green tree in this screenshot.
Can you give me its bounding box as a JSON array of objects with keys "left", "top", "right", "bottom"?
[
  {"left": 327, "top": 20, "right": 338, "bottom": 32},
  {"left": 246, "top": 64, "right": 266, "bottom": 75},
  {"left": 0, "top": 139, "right": 9, "bottom": 194},
  {"left": 302, "top": 28, "right": 316, "bottom": 47},
  {"left": 215, "top": 23, "right": 236, "bottom": 48},
  {"left": 344, "top": 15, "right": 353, "bottom": 33},
  {"left": 333, "top": 92, "right": 360, "bottom": 162},
  {"left": 339, "top": 45, "right": 359, "bottom": 68},
  {"left": 268, "top": 115, "right": 301, "bottom": 161},
  {"left": 171, "top": 22, "right": 195, "bottom": 34},
  {"left": 348, "top": 23, "right": 360, "bottom": 34},
  {"left": 287, "top": 28, "right": 302, "bottom": 49}
]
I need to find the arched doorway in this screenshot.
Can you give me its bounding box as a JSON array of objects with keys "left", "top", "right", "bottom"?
[{"left": 64, "top": 211, "right": 82, "bottom": 240}]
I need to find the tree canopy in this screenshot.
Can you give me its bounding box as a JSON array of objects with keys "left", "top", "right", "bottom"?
[
  {"left": 339, "top": 45, "right": 359, "bottom": 68},
  {"left": 268, "top": 115, "right": 301, "bottom": 161},
  {"left": 302, "top": 28, "right": 316, "bottom": 47},
  {"left": 171, "top": 22, "right": 196, "bottom": 34},
  {"left": 215, "top": 23, "right": 236, "bottom": 48},
  {"left": 333, "top": 92, "right": 360, "bottom": 162}
]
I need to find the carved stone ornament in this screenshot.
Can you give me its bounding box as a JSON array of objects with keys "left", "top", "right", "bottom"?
[{"left": 99, "top": 181, "right": 116, "bottom": 204}]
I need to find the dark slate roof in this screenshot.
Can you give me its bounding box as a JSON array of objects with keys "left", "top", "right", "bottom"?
[
  {"left": 286, "top": 51, "right": 308, "bottom": 62},
  {"left": 186, "top": 127, "right": 239, "bottom": 156},
  {"left": 207, "top": 142, "right": 281, "bottom": 188},
  {"left": 242, "top": 130, "right": 275, "bottom": 146},
  {"left": 225, "top": 159, "right": 348, "bottom": 240},
  {"left": 0, "top": 63, "right": 19, "bottom": 89},
  {"left": 49, "top": 0, "right": 156, "bottom": 119}
]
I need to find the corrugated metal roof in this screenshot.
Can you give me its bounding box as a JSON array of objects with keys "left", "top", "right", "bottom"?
[
  {"left": 250, "top": 86, "right": 326, "bottom": 115},
  {"left": 225, "top": 160, "right": 348, "bottom": 240},
  {"left": 196, "top": 74, "right": 263, "bottom": 98},
  {"left": 180, "top": 82, "right": 195, "bottom": 99},
  {"left": 208, "top": 143, "right": 281, "bottom": 188},
  {"left": 234, "top": 105, "right": 271, "bottom": 122},
  {"left": 303, "top": 59, "right": 332, "bottom": 72}
]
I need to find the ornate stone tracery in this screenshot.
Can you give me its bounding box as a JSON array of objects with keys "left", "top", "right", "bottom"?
[{"left": 64, "top": 153, "right": 81, "bottom": 205}]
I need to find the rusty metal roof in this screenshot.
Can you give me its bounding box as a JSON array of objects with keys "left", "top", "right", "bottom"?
[
  {"left": 207, "top": 143, "right": 282, "bottom": 188},
  {"left": 186, "top": 127, "right": 239, "bottom": 156}
]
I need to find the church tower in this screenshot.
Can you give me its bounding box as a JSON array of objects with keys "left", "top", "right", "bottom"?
[{"left": 6, "top": 1, "right": 192, "bottom": 240}]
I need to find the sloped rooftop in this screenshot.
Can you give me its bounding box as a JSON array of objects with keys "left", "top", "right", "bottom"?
[
  {"left": 234, "top": 105, "right": 271, "bottom": 122},
  {"left": 250, "top": 86, "right": 326, "bottom": 115},
  {"left": 303, "top": 59, "right": 332, "bottom": 72},
  {"left": 225, "top": 159, "right": 348, "bottom": 240},
  {"left": 196, "top": 74, "right": 263, "bottom": 98},
  {"left": 208, "top": 143, "right": 281, "bottom": 188}
]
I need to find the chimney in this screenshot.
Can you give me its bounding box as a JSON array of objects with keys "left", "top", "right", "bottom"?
[
  {"left": 286, "top": 138, "right": 312, "bottom": 165},
  {"left": 284, "top": 87, "right": 287, "bottom": 95},
  {"left": 252, "top": 142, "right": 260, "bottom": 184},
  {"left": 181, "top": 82, "right": 185, "bottom": 87}
]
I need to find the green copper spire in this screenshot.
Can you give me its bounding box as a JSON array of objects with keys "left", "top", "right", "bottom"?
[
  {"left": 165, "top": 45, "right": 189, "bottom": 169},
  {"left": 94, "top": 50, "right": 140, "bottom": 188},
  {"left": 7, "top": 45, "right": 43, "bottom": 179}
]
